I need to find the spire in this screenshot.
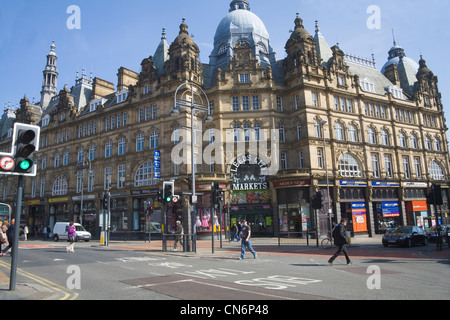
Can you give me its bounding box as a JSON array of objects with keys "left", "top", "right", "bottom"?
[
  {"left": 40, "top": 40, "right": 59, "bottom": 109},
  {"left": 153, "top": 28, "right": 170, "bottom": 77}
]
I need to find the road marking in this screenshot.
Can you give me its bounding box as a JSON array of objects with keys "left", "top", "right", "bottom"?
[
  {"left": 116, "top": 257, "right": 161, "bottom": 263},
  {"left": 126, "top": 278, "right": 193, "bottom": 290},
  {"left": 0, "top": 260, "right": 78, "bottom": 300},
  {"left": 189, "top": 279, "right": 298, "bottom": 300}
]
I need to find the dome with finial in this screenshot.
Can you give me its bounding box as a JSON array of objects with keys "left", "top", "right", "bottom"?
[
  {"left": 416, "top": 56, "right": 433, "bottom": 80},
  {"left": 171, "top": 19, "right": 196, "bottom": 48},
  {"left": 381, "top": 41, "right": 419, "bottom": 75},
  {"left": 289, "top": 13, "right": 312, "bottom": 42},
  {"left": 209, "top": 0, "right": 276, "bottom": 80},
  {"left": 214, "top": 1, "right": 269, "bottom": 44}
]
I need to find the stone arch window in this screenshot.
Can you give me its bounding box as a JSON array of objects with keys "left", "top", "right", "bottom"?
[
  {"left": 218, "top": 44, "right": 227, "bottom": 56},
  {"left": 430, "top": 161, "right": 445, "bottom": 180},
  {"left": 338, "top": 154, "right": 362, "bottom": 178},
  {"left": 335, "top": 122, "right": 345, "bottom": 141},
  {"left": 134, "top": 162, "right": 156, "bottom": 187},
  {"left": 52, "top": 176, "right": 68, "bottom": 196}
]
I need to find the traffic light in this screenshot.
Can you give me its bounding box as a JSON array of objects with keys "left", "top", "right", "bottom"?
[
  {"left": 431, "top": 184, "right": 443, "bottom": 206},
  {"left": 163, "top": 181, "right": 175, "bottom": 203},
  {"left": 156, "top": 190, "right": 163, "bottom": 204},
  {"left": 0, "top": 123, "right": 40, "bottom": 176},
  {"left": 102, "top": 192, "right": 109, "bottom": 210},
  {"left": 211, "top": 182, "right": 217, "bottom": 207},
  {"left": 215, "top": 183, "right": 223, "bottom": 204},
  {"left": 312, "top": 192, "right": 323, "bottom": 210}
]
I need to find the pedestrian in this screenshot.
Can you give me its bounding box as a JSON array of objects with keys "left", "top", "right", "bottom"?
[
  {"left": 328, "top": 218, "right": 352, "bottom": 266},
  {"left": 381, "top": 221, "right": 388, "bottom": 234},
  {"left": 24, "top": 225, "right": 29, "bottom": 241},
  {"left": 239, "top": 220, "right": 257, "bottom": 260},
  {"left": 43, "top": 225, "right": 48, "bottom": 240},
  {"left": 174, "top": 221, "right": 183, "bottom": 251},
  {"left": 230, "top": 222, "right": 239, "bottom": 242},
  {"left": 1, "top": 219, "right": 15, "bottom": 256},
  {"left": 0, "top": 221, "right": 7, "bottom": 256},
  {"left": 66, "top": 221, "right": 76, "bottom": 253}
]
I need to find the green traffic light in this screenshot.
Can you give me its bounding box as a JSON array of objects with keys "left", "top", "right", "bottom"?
[
  {"left": 19, "top": 159, "right": 32, "bottom": 171},
  {"left": 166, "top": 197, "right": 172, "bottom": 203}
]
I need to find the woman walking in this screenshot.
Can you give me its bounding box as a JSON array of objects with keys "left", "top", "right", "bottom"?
[{"left": 66, "top": 222, "right": 76, "bottom": 253}]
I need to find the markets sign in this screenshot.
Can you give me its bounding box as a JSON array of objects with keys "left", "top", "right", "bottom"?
[{"left": 231, "top": 154, "right": 269, "bottom": 191}]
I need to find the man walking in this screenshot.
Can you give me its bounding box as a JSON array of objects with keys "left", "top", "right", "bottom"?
[
  {"left": 328, "top": 218, "right": 352, "bottom": 266},
  {"left": 239, "top": 220, "right": 257, "bottom": 260}
]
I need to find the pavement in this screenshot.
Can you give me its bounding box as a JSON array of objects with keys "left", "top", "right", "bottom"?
[{"left": 0, "top": 235, "right": 449, "bottom": 300}]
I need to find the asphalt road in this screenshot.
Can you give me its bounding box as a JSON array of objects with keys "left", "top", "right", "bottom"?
[{"left": 0, "top": 238, "right": 449, "bottom": 304}]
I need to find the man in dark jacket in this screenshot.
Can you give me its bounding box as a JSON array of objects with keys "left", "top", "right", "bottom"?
[{"left": 328, "top": 219, "right": 352, "bottom": 266}]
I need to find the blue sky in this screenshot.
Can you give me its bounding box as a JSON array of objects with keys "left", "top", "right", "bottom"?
[{"left": 1, "top": 0, "right": 449, "bottom": 122}]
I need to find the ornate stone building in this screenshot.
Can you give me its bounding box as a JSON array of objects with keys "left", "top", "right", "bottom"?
[{"left": 0, "top": 0, "right": 448, "bottom": 238}]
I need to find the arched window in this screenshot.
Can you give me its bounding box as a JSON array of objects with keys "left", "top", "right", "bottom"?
[
  {"left": 118, "top": 138, "right": 126, "bottom": 155},
  {"left": 218, "top": 44, "right": 227, "bottom": 55},
  {"left": 136, "top": 134, "right": 144, "bottom": 152},
  {"left": 339, "top": 154, "right": 362, "bottom": 177},
  {"left": 348, "top": 125, "right": 358, "bottom": 142},
  {"left": 335, "top": 123, "right": 344, "bottom": 141},
  {"left": 52, "top": 176, "right": 68, "bottom": 196},
  {"left": 368, "top": 128, "right": 376, "bottom": 144},
  {"left": 134, "top": 162, "right": 156, "bottom": 187},
  {"left": 410, "top": 134, "right": 418, "bottom": 149},
  {"left": 425, "top": 136, "right": 432, "bottom": 150},
  {"left": 430, "top": 161, "right": 445, "bottom": 180},
  {"left": 150, "top": 131, "right": 159, "bottom": 149},
  {"left": 434, "top": 137, "right": 441, "bottom": 151},
  {"left": 399, "top": 132, "right": 407, "bottom": 148},
  {"left": 380, "top": 129, "right": 389, "bottom": 146},
  {"left": 105, "top": 141, "right": 112, "bottom": 158}
]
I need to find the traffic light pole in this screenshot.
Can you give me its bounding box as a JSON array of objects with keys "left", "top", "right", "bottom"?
[{"left": 9, "top": 175, "right": 24, "bottom": 291}]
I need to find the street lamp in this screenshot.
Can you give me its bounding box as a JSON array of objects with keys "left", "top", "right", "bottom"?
[
  {"left": 172, "top": 82, "right": 213, "bottom": 252},
  {"left": 75, "top": 155, "right": 92, "bottom": 226},
  {"left": 320, "top": 120, "right": 332, "bottom": 233}
]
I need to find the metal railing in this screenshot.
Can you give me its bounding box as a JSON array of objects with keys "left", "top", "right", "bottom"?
[
  {"left": 162, "top": 234, "right": 196, "bottom": 253},
  {"left": 278, "top": 231, "right": 319, "bottom": 247}
]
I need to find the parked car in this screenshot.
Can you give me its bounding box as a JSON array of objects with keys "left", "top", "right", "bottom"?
[
  {"left": 426, "top": 225, "right": 450, "bottom": 242},
  {"left": 382, "top": 226, "right": 428, "bottom": 247}
]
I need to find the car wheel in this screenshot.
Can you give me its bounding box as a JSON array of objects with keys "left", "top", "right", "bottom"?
[
  {"left": 383, "top": 242, "right": 388, "bottom": 247},
  {"left": 53, "top": 234, "right": 59, "bottom": 242}
]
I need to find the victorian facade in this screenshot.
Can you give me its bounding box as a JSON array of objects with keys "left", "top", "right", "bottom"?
[{"left": 0, "top": 0, "right": 449, "bottom": 239}]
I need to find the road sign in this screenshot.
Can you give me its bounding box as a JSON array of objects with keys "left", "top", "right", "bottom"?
[{"left": 0, "top": 156, "right": 15, "bottom": 171}]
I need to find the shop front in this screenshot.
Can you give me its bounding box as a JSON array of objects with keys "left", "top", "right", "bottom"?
[
  {"left": 27, "top": 199, "right": 46, "bottom": 237},
  {"left": 129, "top": 188, "right": 163, "bottom": 235},
  {"left": 230, "top": 191, "right": 273, "bottom": 237},
  {"left": 275, "top": 180, "right": 312, "bottom": 235},
  {"left": 48, "top": 197, "right": 70, "bottom": 228},
  {"left": 72, "top": 195, "right": 97, "bottom": 234},
  {"left": 339, "top": 181, "right": 369, "bottom": 236},
  {"left": 405, "top": 200, "right": 429, "bottom": 228},
  {"left": 371, "top": 182, "right": 401, "bottom": 234}
]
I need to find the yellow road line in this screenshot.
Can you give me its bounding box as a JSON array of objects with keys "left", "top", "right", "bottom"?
[{"left": 0, "top": 260, "right": 78, "bottom": 300}]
